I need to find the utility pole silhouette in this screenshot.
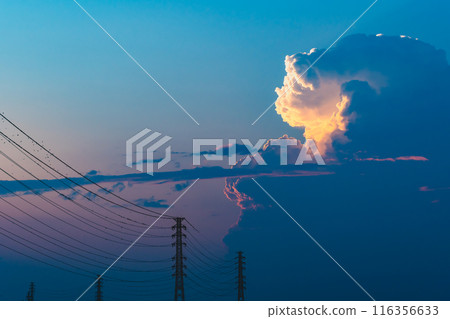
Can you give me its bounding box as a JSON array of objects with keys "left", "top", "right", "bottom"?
[
  {"left": 237, "top": 251, "right": 246, "bottom": 301},
  {"left": 172, "top": 217, "right": 186, "bottom": 301},
  {"left": 26, "top": 282, "right": 35, "bottom": 301},
  {"left": 96, "top": 275, "right": 103, "bottom": 301}
]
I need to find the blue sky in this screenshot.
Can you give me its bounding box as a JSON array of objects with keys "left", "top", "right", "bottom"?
[
  {"left": 0, "top": 0, "right": 450, "bottom": 301},
  {"left": 0, "top": 0, "right": 449, "bottom": 174}
]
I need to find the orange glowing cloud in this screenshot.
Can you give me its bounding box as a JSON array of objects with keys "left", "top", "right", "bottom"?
[
  {"left": 273, "top": 34, "right": 450, "bottom": 163},
  {"left": 224, "top": 178, "right": 259, "bottom": 211},
  {"left": 274, "top": 52, "right": 382, "bottom": 154}
]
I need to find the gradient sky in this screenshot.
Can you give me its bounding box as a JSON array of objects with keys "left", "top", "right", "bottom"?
[
  {"left": 0, "top": 0, "right": 449, "bottom": 174},
  {"left": 0, "top": 0, "right": 449, "bottom": 301}
]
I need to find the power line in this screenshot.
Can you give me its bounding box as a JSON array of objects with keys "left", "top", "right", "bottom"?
[
  {"left": 0, "top": 113, "right": 175, "bottom": 219},
  {"left": 0, "top": 164, "right": 170, "bottom": 248},
  {"left": 0, "top": 150, "right": 169, "bottom": 241},
  {"left": 0, "top": 184, "right": 173, "bottom": 261},
  {"left": 0, "top": 113, "right": 250, "bottom": 300},
  {"left": 0, "top": 224, "right": 173, "bottom": 273},
  {"left": 0, "top": 130, "right": 172, "bottom": 229}
]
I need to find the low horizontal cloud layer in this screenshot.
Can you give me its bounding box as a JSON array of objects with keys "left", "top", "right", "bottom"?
[{"left": 0, "top": 165, "right": 331, "bottom": 197}]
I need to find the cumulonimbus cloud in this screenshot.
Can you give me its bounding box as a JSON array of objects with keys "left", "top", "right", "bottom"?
[{"left": 274, "top": 34, "right": 450, "bottom": 160}]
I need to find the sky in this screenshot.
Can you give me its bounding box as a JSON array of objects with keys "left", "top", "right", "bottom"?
[
  {"left": 0, "top": 0, "right": 449, "bottom": 301},
  {"left": 1, "top": 0, "right": 449, "bottom": 173}
]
